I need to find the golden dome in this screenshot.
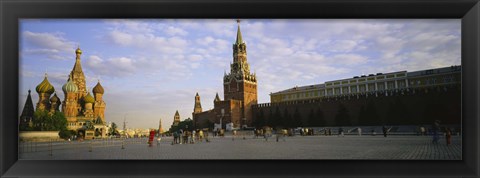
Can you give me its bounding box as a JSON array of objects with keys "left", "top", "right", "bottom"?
[
  {"left": 92, "top": 81, "right": 104, "bottom": 94},
  {"left": 35, "top": 74, "right": 55, "bottom": 94},
  {"left": 75, "top": 47, "right": 82, "bottom": 55},
  {"left": 84, "top": 92, "right": 95, "bottom": 103}
]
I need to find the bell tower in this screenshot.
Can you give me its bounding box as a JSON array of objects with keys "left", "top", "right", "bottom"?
[{"left": 223, "top": 20, "right": 258, "bottom": 127}]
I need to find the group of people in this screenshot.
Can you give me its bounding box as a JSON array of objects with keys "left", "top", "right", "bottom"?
[{"left": 172, "top": 129, "right": 208, "bottom": 145}]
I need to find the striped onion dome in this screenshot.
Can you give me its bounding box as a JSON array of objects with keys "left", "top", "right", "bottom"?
[
  {"left": 84, "top": 92, "right": 95, "bottom": 103},
  {"left": 35, "top": 74, "right": 55, "bottom": 94},
  {"left": 62, "top": 77, "right": 78, "bottom": 94}
]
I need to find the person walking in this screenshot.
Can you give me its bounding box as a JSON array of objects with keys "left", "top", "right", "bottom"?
[
  {"left": 445, "top": 127, "right": 452, "bottom": 146},
  {"left": 432, "top": 120, "right": 441, "bottom": 144},
  {"left": 148, "top": 129, "right": 155, "bottom": 147},
  {"left": 173, "top": 131, "right": 178, "bottom": 144},
  {"left": 382, "top": 125, "right": 388, "bottom": 137},
  {"left": 338, "top": 127, "right": 344, "bottom": 137},
  {"left": 419, "top": 126, "right": 426, "bottom": 136},
  {"left": 199, "top": 130, "right": 204, "bottom": 142},
  {"left": 358, "top": 127, "right": 362, "bottom": 136},
  {"left": 191, "top": 130, "right": 196, "bottom": 144}
]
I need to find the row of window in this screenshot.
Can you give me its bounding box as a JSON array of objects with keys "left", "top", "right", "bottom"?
[
  {"left": 68, "top": 122, "right": 87, "bottom": 126},
  {"left": 280, "top": 76, "right": 459, "bottom": 101},
  {"left": 325, "top": 73, "right": 406, "bottom": 86}
]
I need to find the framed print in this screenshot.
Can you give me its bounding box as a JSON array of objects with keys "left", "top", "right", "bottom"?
[{"left": 1, "top": 0, "right": 479, "bottom": 177}]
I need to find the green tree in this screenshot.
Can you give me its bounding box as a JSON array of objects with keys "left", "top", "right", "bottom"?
[
  {"left": 33, "top": 110, "right": 48, "bottom": 131},
  {"left": 335, "top": 103, "right": 351, "bottom": 126},
  {"left": 169, "top": 119, "right": 194, "bottom": 133},
  {"left": 109, "top": 122, "right": 118, "bottom": 136},
  {"left": 32, "top": 110, "right": 67, "bottom": 131}
]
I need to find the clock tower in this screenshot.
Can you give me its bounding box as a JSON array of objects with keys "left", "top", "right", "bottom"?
[{"left": 223, "top": 20, "right": 258, "bottom": 127}]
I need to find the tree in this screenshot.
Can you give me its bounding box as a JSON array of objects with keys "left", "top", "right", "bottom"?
[
  {"left": 109, "top": 122, "right": 118, "bottom": 136},
  {"left": 253, "top": 109, "right": 265, "bottom": 128},
  {"left": 33, "top": 110, "right": 48, "bottom": 131},
  {"left": 59, "top": 129, "right": 76, "bottom": 140},
  {"left": 335, "top": 103, "right": 351, "bottom": 126},
  {"left": 169, "top": 119, "right": 194, "bottom": 133},
  {"left": 32, "top": 110, "right": 67, "bottom": 131}
]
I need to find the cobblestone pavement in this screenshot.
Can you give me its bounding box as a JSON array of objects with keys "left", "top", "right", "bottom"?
[{"left": 19, "top": 135, "right": 461, "bottom": 160}]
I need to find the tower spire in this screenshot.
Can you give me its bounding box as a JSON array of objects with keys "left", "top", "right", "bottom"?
[{"left": 235, "top": 19, "right": 243, "bottom": 45}]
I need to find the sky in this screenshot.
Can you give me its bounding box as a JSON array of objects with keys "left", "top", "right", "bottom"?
[{"left": 19, "top": 19, "right": 461, "bottom": 130}]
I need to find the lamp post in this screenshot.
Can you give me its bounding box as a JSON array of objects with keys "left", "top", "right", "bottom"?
[{"left": 123, "top": 113, "right": 128, "bottom": 138}]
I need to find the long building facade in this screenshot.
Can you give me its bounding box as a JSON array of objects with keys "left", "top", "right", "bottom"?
[
  {"left": 253, "top": 65, "right": 461, "bottom": 128},
  {"left": 270, "top": 66, "right": 461, "bottom": 103}
]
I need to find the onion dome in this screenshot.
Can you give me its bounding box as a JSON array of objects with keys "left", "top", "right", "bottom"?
[
  {"left": 75, "top": 47, "right": 82, "bottom": 55},
  {"left": 92, "top": 80, "right": 104, "bottom": 94},
  {"left": 62, "top": 76, "right": 78, "bottom": 93},
  {"left": 50, "top": 93, "right": 60, "bottom": 103},
  {"left": 84, "top": 92, "right": 95, "bottom": 103},
  {"left": 35, "top": 73, "right": 55, "bottom": 94}
]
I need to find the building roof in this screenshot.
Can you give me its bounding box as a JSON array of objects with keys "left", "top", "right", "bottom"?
[
  {"left": 35, "top": 73, "right": 55, "bottom": 94},
  {"left": 270, "top": 65, "right": 461, "bottom": 95},
  {"left": 235, "top": 20, "right": 243, "bottom": 45},
  {"left": 20, "top": 90, "right": 35, "bottom": 118},
  {"left": 93, "top": 80, "right": 104, "bottom": 94}
]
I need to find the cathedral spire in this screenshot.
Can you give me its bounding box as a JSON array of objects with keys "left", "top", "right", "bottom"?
[
  {"left": 235, "top": 19, "right": 243, "bottom": 45},
  {"left": 72, "top": 47, "right": 84, "bottom": 73},
  {"left": 214, "top": 92, "right": 221, "bottom": 102},
  {"left": 20, "top": 89, "right": 35, "bottom": 129},
  {"left": 194, "top": 92, "right": 202, "bottom": 113}
]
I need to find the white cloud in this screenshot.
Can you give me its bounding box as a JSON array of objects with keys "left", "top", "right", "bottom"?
[
  {"left": 165, "top": 26, "right": 188, "bottom": 36},
  {"left": 86, "top": 55, "right": 136, "bottom": 77},
  {"left": 329, "top": 54, "right": 369, "bottom": 66},
  {"left": 22, "top": 31, "right": 76, "bottom": 60}
]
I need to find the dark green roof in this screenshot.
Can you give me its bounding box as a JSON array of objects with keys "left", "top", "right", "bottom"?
[{"left": 235, "top": 23, "right": 243, "bottom": 45}]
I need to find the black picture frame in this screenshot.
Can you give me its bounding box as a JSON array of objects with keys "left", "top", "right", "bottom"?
[{"left": 1, "top": 0, "right": 479, "bottom": 177}]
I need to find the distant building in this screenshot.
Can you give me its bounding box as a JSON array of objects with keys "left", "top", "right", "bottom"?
[
  {"left": 193, "top": 20, "right": 258, "bottom": 130},
  {"left": 270, "top": 66, "right": 461, "bottom": 103},
  {"left": 172, "top": 110, "right": 180, "bottom": 127},
  {"left": 252, "top": 65, "right": 461, "bottom": 127},
  {"left": 158, "top": 118, "right": 164, "bottom": 134},
  {"left": 19, "top": 90, "right": 35, "bottom": 129}
]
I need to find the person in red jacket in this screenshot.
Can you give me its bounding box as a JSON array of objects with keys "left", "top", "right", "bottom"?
[{"left": 148, "top": 129, "right": 155, "bottom": 147}]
